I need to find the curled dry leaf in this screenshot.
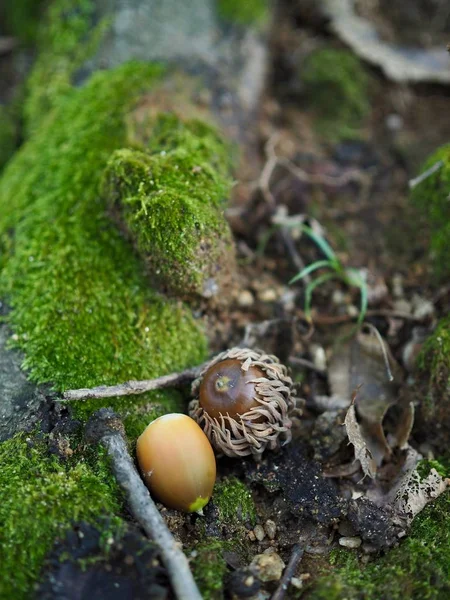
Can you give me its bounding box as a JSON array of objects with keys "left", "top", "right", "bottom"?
[
  {"left": 329, "top": 328, "right": 408, "bottom": 472},
  {"left": 344, "top": 388, "right": 377, "bottom": 479}
]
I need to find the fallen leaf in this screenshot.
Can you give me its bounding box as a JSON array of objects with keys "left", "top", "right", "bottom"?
[{"left": 344, "top": 390, "right": 377, "bottom": 479}]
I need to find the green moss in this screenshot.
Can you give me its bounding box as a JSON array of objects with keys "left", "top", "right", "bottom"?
[
  {"left": 0, "top": 105, "right": 17, "bottom": 171},
  {"left": 191, "top": 540, "right": 228, "bottom": 600},
  {"left": 416, "top": 317, "right": 450, "bottom": 439},
  {"left": 0, "top": 61, "right": 208, "bottom": 437},
  {"left": 217, "top": 0, "right": 269, "bottom": 27},
  {"left": 411, "top": 144, "right": 450, "bottom": 280},
  {"left": 213, "top": 476, "right": 256, "bottom": 526},
  {"left": 103, "top": 114, "right": 235, "bottom": 299},
  {"left": 309, "top": 463, "right": 450, "bottom": 600},
  {"left": 302, "top": 49, "right": 370, "bottom": 142},
  {"left": 0, "top": 432, "right": 122, "bottom": 599},
  {"left": 1, "top": 0, "right": 46, "bottom": 44},
  {"left": 23, "top": 0, "right": 109, "bottom": 136}
]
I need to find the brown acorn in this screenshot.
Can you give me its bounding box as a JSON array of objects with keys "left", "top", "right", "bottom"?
[
  {"left": 136, "top": 414, "right": 216, "bottom": 512},
  {"left": 189, "top": 348, "right": 296, "bottom": 458}
]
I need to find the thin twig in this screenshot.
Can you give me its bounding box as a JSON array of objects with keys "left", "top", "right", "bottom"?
[
  {"left": 296, "top": 308, "right": 425, "bottom": 326},
  {"left": 271, "top": 544, "right": 304, "bottom": 600},
  {"left": 408, "top": 160, "right": 444, "bottom": 189},
  {"left": 288, "top": 356, "right": 326, "bottom": 375},
  {"left": 85, "top": 409, "right": 202, "bottom": 600},
  {"left": 62, "top": 366, "right": 203, "bottom": 401}
]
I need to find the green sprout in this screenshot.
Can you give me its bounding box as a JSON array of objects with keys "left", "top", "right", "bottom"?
[{"left": 289, "top": 225, "right": 368, "bottom": 325}]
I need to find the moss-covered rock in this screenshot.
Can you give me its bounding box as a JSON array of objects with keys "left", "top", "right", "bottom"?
[
  {"left": 301, "top": 48, "right": 370, "bottom": 141},
  {"left": 217, "top": 0, "right": 269, "bottom": 27},
  {"left": 103, "top": 114, "right": 236, "bottom": 301},
  {"left": 411, "top": 144, "right": 450, "bottom": 280},
  {"left": 0, "top": 61, "right": 214, "bottom": 439},
  {"left": 0, "top": 432, "right": 122, "bottom": 599}
]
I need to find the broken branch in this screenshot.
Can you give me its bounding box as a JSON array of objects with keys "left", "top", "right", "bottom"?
[{"left": 62, "top": 366, "right": 203, "bottom": 401}]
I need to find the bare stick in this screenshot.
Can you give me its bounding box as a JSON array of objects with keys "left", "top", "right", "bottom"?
[
  {"left": 289, "top": 356, "right": 326, "bottom": 375},
  {"left": 408, "top": 160, "right": 443, "bottom": 189},
  {"left": 271, "top": 544, "right": 304, "bottom": 600},
  {"left": 86, "top": 409, "right": 202, "bottom": 600},
  {"left": 62, "top": 366, "right": 203, "bottom": 401}
]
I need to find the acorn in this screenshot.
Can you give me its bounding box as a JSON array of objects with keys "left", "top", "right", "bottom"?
[
  {"left": 189, "top": 348, "right": 296, "bottom": 458},
  {"left": 136, "top": 414, "right": 216, "bottom": 513}
]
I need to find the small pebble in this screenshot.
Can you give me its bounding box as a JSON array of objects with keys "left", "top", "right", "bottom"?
[
  {"left": 253, "top": 524, "right": 265, "bottom": 542},
  {"left": 258, "top": 288, "right": 278, "bottom": 303},
  {"left": 393, "top": 298, "right": 412, "bottom": 314},
  {"left": 311, "top": 344, "right": 327, "bottom": 371},
  {"left": 347, "top": 304, "right": 359, "bottom": 318},
  {"left": 339, "top": 536, "right": 362, "bottom": 549},
  {"left": 411, "top": 294, "right": 434, "bottom": 320},
  {"left": 385, "top": 113, "right": 403, "bottom": 132},
  {"left": 248, "top": 530, "right": 256, "bottom": 542},
  {"left": 290, "top": 577, "right": 303, "bottom": 590},
  {"left": 237, "top": 290, "right": 254, "bottom": 307},
  {"left": 250, "top": 552, "right": 285, "bottom": 582},
  {"left": 264, "top": 519, "right": 277, "bottom": 540},
  {"left": 332, "top": 289, "right": 346, "bottom": 305},
  {"left": 392, "top": 273, "right": 404, "bottom": 298}
]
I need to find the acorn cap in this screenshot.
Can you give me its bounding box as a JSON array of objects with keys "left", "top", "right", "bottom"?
[{"left": 189, "top": 348, "right": 296, "bottom": 458}]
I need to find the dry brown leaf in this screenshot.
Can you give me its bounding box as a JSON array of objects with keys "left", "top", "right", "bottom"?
[
  {"left": 329, "top": 329, "right": 411, "bottom": 468},
  {"left": 344, "top": 392, "right": 377, "bottom": 479}
]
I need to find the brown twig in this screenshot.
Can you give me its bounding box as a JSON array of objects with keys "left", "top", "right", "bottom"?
[
  {"left": 296, "top": 308, "right": 425, "bottom": 326},
  {"left": 85, "top": 409, "right": 202, "bottom": 600},
  {"left": 271, "top": 544, "right": 304, "bottom": 600},
  {"left": 62, "top": 366, "right": 203, "bottom": 401}
]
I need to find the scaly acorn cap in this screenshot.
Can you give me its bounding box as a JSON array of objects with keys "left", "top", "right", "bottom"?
[{"left": 189, "top": 347, "right": 296, "bottom": 458}]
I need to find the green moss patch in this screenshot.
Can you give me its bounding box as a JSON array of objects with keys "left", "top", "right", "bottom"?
[
  {"left": 0, "top": 433, "right": 122, "bottom": 599},
  {"left": 217, "top": 0, "right": 268, "bottom": 27},
  {"left": 411, "top": 144, "right": 450, "bottom": 280},
  {"left": 1, "top": 0, "right": 46, "bottom": 44},
  {"left": 23, "top": 0, "right": 109, "bottom": 136},
  {"left": 213, "top": 476, "right": 256, "bottom": 526},
  {"left": 309, "top": 461, "right": 450, "bottom": 600},
  {"left": 0, "top": 61, "right": 208, "bottom": 438},
  {"left": 103, "top": 114, "right": 235, "bottom": 299},
  {"left": 301, "top": 49, "right": 370, "bottom": 142},
  {"left": 416, "top": 317, "right": 450, "bottom": 444},
  {"left": 191, "top": 540, "right": 228, "bottom": 600}
]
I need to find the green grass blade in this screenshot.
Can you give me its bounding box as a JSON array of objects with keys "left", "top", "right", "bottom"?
[
  {"left": 301, "top": 225, "right": 337, "bottom": 261},
  {"left": 304, "top": 272, "right": 339, "bottom": 319},
  {"left": 289, "top": 260, "right": 332, "bottom": 284}
]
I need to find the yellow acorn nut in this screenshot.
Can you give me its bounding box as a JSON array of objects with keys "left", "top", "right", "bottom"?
[{"left": 136, "top": 413, "right": 216, "bottom": 513}]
